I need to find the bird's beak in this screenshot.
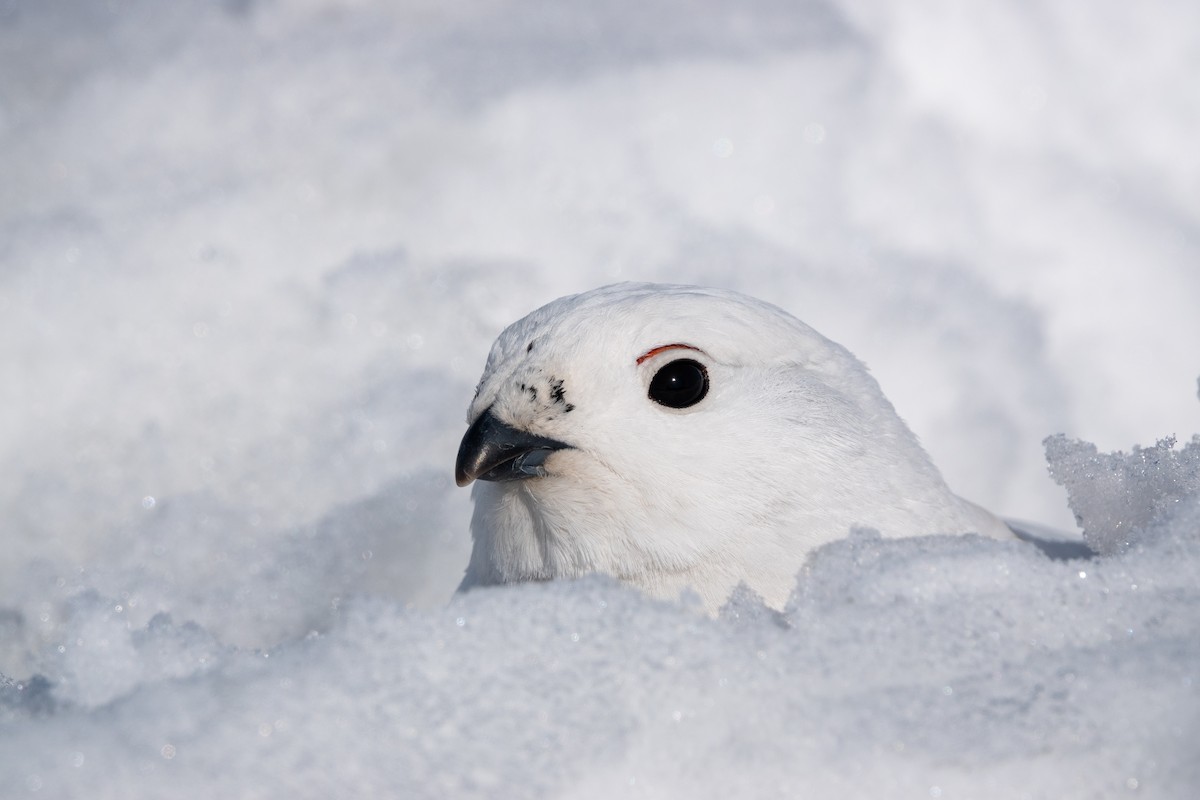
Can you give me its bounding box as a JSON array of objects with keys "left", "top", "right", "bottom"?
[{"left": 455, "top": 407, "right": 572, "bottom": 487}]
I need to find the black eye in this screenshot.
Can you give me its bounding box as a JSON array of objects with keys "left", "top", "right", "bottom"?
[{"left": 648, "top": 359, "right": 709, "bottom": 409}]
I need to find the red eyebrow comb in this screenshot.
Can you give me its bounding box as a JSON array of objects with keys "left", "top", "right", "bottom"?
[{"left": 636, "top": 343, "right": 703, "bottom": 365}]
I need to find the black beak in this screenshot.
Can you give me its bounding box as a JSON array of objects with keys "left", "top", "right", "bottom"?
[{"left": 455, "top": 407, "right": 571, "bottom": 487}]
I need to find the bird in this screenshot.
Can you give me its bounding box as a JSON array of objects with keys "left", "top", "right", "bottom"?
[{"left": 454, "top": 282, "right": 1016, "bottom": 612}]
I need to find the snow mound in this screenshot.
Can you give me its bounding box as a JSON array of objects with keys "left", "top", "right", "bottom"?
[{"left": 1, "top": 435, "right": 1198, "bottom": 798}]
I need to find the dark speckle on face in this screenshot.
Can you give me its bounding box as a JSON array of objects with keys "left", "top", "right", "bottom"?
[
  {"left": 527, "top": 341, "right": 534, "bottom": 353},
  {"left": 548, "top": 378, "right": 573, "bottom": 412},
  {"left": 513, "top": 374, "right": 574, "bottom": 415}
]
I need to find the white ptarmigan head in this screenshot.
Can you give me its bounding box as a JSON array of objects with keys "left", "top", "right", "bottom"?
[{"left": 455, "top": 283, "right": 1011, "bottom": 611}]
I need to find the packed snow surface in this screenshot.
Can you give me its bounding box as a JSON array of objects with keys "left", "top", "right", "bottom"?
[{"left": 2, "top": 1, "right": 1198, "bottom": 797}]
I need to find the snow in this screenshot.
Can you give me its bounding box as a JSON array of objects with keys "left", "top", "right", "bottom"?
[
  {"left": 1047, "top": 434, "right": 1200, "bottom": 557},
  {"left": 1, "top": 1, "right": 1198, "bottom": 797}
]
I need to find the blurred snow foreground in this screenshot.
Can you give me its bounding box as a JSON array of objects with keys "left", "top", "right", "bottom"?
[
  {"left": 3, "top": 0, "right": 1200, "bottom": 797},
  {"left": 1, "top": 434, "right": 1198, "bottom": 798}
]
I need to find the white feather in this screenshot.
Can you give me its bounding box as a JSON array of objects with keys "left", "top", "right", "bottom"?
[{"left": 457, "top": 282, "right": 1013, "bottom": 611}]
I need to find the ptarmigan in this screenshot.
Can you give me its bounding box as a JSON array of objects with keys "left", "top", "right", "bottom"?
[{"left": 455, "top": 283, "right": 1014, "bottom": 612}]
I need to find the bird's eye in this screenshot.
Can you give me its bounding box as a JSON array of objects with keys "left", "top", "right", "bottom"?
[{"left": 648, "top": 359, "right": 709, "bottom": 409}]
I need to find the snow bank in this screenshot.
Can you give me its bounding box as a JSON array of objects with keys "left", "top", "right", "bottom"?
[
  {"left": 3, "top": 434, "right": 1197, "bottom": 798},
  {"left": 3, "top": 0, "right": 1199, "bottom": 797}
]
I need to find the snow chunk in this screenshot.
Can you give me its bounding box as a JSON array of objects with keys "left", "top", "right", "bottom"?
[{"left": 1045, "top": 433, "right": 1200, "bottom": 555}]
